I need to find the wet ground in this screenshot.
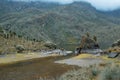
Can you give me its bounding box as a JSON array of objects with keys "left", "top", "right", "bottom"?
[{"left": 0, "top": 55, "right": 78, "bottom": 80}]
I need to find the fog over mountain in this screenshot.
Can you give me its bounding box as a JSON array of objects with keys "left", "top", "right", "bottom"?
[{"left": 13, "top": 0, "right": 120, "bottom": 11}]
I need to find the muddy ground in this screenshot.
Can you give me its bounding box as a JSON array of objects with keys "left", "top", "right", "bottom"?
[{"left": 0, "top": 55, "right": 78, "bottom": 80}]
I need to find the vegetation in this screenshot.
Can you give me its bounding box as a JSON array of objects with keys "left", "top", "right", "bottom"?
[
  {"left": 0, "top": 1, "right": 120, "bottom": 80},
  {"left": 0, "top": 1, "right": 120, "bottom": 49},
  {"left": 99, "top": 64, "right": 120, "bottom": 80},
  {"left": 59, "top": 68, "right": 93, "bottom": 80},
  {"left": 61, "top": 63, "right": 120, "bottom": 80},
  {"left": 0, "top": 29, "right": 47, "bottom": 55},
  {"left": 39, "top": 63, "right": 120, "bottom": 80}
]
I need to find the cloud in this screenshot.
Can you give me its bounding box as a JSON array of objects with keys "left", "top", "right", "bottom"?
[
  {"left": 41, "top": 0, "right": 74, "bottom": 4},
  {"left": 85, "top": 0, "right": 120, "bottom": 11},
  {"left": 14, "top": 0, "right": 120, "bottom": 11}
]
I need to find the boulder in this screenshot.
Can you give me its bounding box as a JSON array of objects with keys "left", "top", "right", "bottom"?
[
  {"left": 108, "top": 52, "right": 119, "bottom": 58},
  {"left": 112, "top": 39, "right": 120, "bottom": 47},
  {"left": 44, "top": 41, "right": 57, "bottom": 49},
  {"left": 15, "top": 45, "right": 25, "bottom": 53},
  {"left": 80, "top": 36, "right": 100, "bottom": 49}
]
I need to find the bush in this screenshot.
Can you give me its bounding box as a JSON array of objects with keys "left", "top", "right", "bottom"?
[
  {"left": 91, "top": 66, "right": 100, "bottom": 76},
  {"left": 99, "top": 64, "right": 120, "bottom": 80},
  {"left": 59, "top": 68, "right": 93, "bottom": 80},
  {"left": 38, "top": 77, "right": 58, "bottom": 80}
]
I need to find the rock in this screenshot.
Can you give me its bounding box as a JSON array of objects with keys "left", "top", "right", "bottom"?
[
  {"left": 15, "top": 45, "right": 25, "bottom": 53},
  {"left": 108, "top": 52, "right": 119, "bottom": 58},
  {"left": 94, "top": 53, "right": 101, "bottom": 57},
  {"left": 75, "top": 34, "right": 100, "bottom": 55},
  {"left": 81, "top": 49, "right": 103, "bottom": 54},
  {"left": 79, "top": 35, "right": 100, "bottom": 50},
  {"left": 112, "top": 39, "right": 120, "bottom": 47},
  {"left": 44, "top": 41, "right": 57, "bottom": 49}
]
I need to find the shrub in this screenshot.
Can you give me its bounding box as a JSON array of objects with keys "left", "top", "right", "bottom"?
[
  {"left": 59, "top": 68, "right": 93, "bottom": 80},
  {"left": 91, "top": 67, "right": 100, "bottom": 76},
  {"left": 99, "top": 64, "right": 120, "bottom": 80},
  {"left": 38, "top": 77, "right": 58, "bottom": 80}
]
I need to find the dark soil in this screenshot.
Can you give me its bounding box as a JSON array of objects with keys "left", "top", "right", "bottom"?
[{"left": 0, "top": 55, "right": 78, "bottom": 80}]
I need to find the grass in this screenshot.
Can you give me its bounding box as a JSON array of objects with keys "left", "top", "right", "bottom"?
[
  {"left": 98, "top": 63, "right": 120, "bottom": 80},
  {"left": 59, "top": 68, "right": 93, "bottom": 80},
  {"left": 73, "top": 54, "right": 95, "bottom": 59},
  {"left": 57, "top": 62, "right": 120, "bottom": 80},
  {"left": 0, "top": 55, "right": 78, "bottom": 80},
  {"left": 49, "top": 54, "right": 120, "bottom": 80},
  {"left": 0, "top": 52, "right": 61, "bottom": 64},
  {"left": 0, "top": 53, "right": 120, "bottom": 80},
  {"left": 0, "top": 35, "right": 47, "bottom": 55},
  {"left": 1, "top": 0, "right": 120, "bottom": 49}
]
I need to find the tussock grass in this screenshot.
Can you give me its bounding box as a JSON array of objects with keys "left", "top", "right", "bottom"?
[
  {"left": 73, "top": 54, "right": 94, "bottom": 59},
  {"left": 0, "top": 35, "right": 46, "bottom": 55},
  {"left": 59, "top": 68, "right": 93, "bottom": 80},
  {"left": 56, "top": 63, "right": 120, "bottom": 80},
  {"left": 99, "top": 63, "right": 120, "bottom": 80}
]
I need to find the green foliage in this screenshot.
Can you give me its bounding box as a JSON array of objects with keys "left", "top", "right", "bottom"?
[
  {"left": 99, "top": 64, "right": 120, "bottom": 80},
  {"left": 59, "top": 68, "right": 93, "bottom": 80},
  {"left": 93, "top": 35, "right": 97, "bottom": 42},
  {"left": 58, "top": 64, "right": 120, "bottom": 80},
  {"left": 86, "top": 32, "right": 90, "bottom": 38},
  {"left": 39, "top": 77, "right": 58, "bottom": 80},
  {"left": 0, "top": 27, "right": 3, "bottom": 33},
  {"left": 91, "top": 66, "right": 100, "bottom": 76},
  {"left": 0, "top": 1, "right": 120, "bottom": 49}
]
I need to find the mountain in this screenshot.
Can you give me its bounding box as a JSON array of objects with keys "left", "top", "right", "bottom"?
[{"left": 0, "top": 0, "right": 120, "bottom": 49}]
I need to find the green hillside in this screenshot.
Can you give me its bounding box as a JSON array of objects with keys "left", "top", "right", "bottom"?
[{"left": 0, "top": 0, "right": 120, "bottom": 49}]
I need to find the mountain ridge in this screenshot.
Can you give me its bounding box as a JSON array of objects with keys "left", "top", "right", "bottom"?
[{"left": 0, "top": 0, "right": 120, "bottom": 49}]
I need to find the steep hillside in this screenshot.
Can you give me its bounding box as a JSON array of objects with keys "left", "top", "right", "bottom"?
[
  {"left": 0, "top": 1, "right": 120, "bottom": 49},
  {"left": 0, "top": 27, "right": 47, "bottom": 54}
]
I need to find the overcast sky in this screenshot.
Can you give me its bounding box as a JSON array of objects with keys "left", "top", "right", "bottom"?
[{"left": 14, "top": 0, "right": 120, "bottom": 11}]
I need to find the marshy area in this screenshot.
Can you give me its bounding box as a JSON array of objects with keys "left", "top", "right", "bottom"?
[
  {"left": 0, "top": 54, "right": 78, "bottom": 80},
  {"left": 0, "top": 51, "right": 120, "bottom": 80}
]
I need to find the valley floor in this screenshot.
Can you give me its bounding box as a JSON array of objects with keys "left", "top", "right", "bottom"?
[
  {"left": 0, "top": 55, "right": 77, "bottom": 80},
  {"left": 55, "top": 54, "right": 120, "bottom": 67},
  {"left": 0, "top": 52, "right": 60, "bottom": 64},
  {"left": 0, "top": 52, "right": 119, "bottom": 80}
]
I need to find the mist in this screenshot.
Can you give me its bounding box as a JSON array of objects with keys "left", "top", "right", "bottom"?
[{"left": 12, "top": 0, "right": 120, "bottom": 11}]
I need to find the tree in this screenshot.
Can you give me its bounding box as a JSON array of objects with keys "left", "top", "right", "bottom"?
[
  {"left": 86, "top": 32, "right": 90, "bottom": 38},
  {"left": 93, "top": 35, "right": 97, "bottom": 42}
]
